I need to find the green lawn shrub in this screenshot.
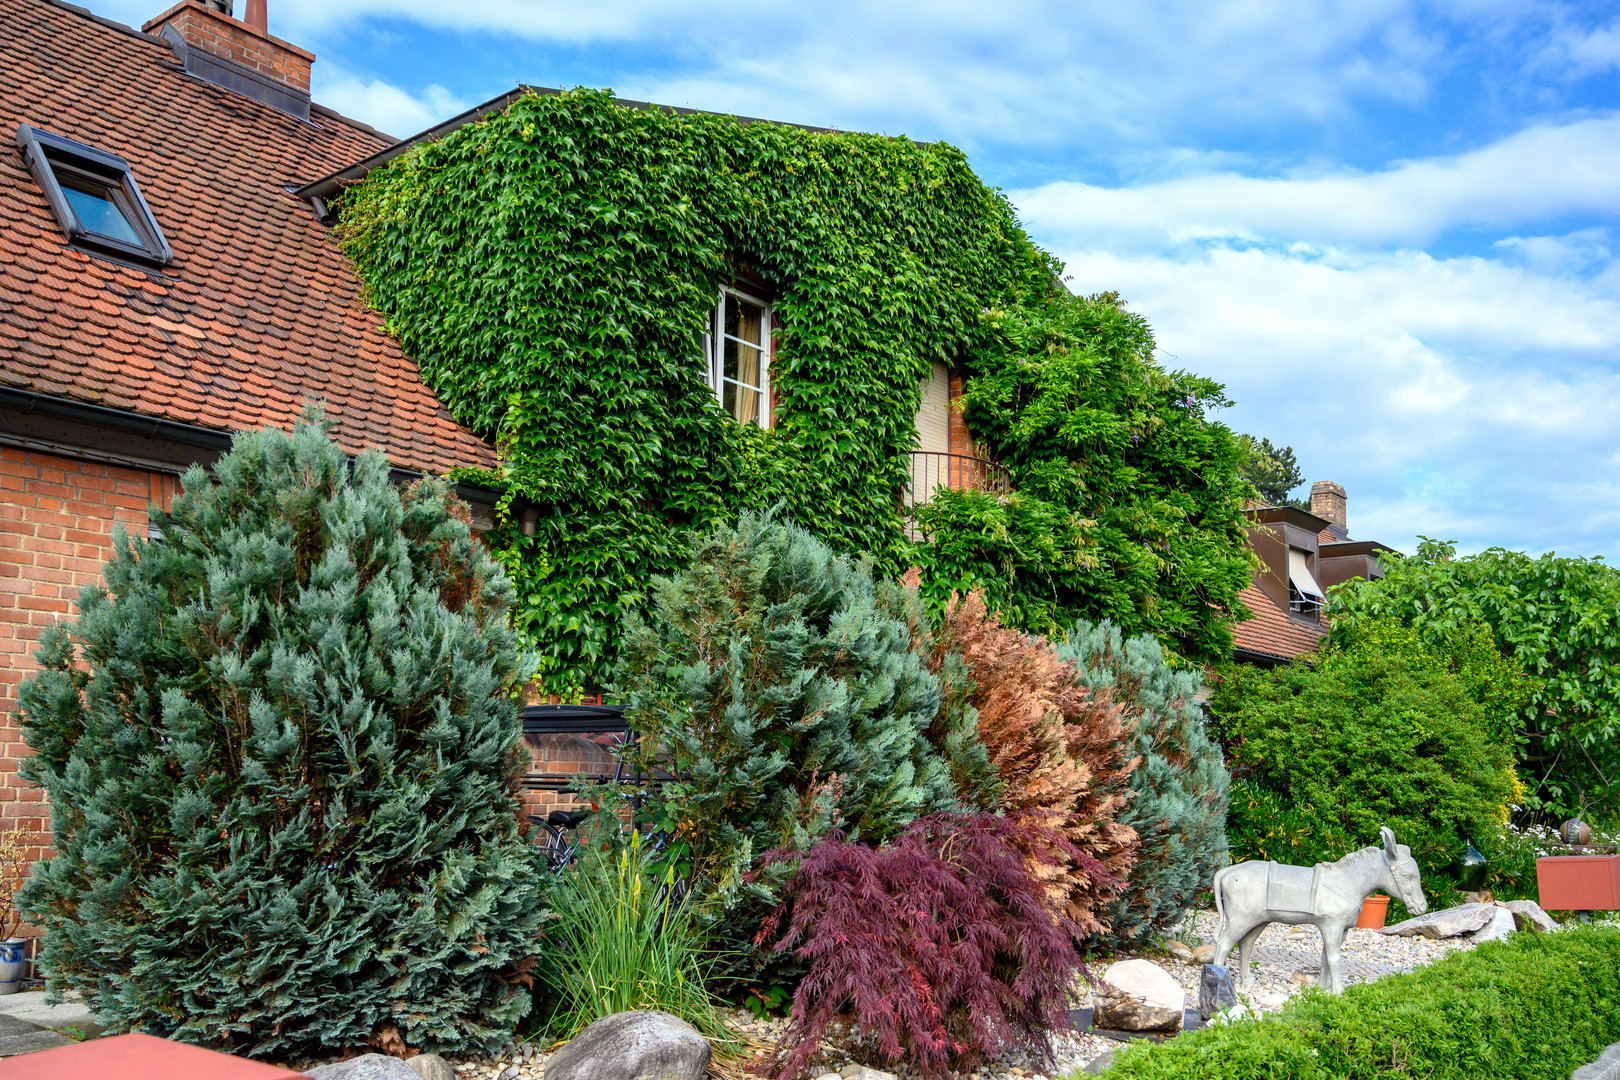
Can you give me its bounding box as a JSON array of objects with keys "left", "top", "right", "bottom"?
[
  {"left": 1059, "top": 621, "right": 1228, "bottom": 949},
  {"left": 1209, "top": 620, "right": 1520, "bottom": 902},
  {"left": 17, "top": 412, "right": 545, "bottom": 1059},
  {"left": 1094, "top": 927, "right": 1620, "bottom": 1079}
]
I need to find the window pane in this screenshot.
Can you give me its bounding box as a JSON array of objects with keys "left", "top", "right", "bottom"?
[
  {"left": 58, "top": 172, "right": 142, "bottom": 246},
  {"left": 723, "top": 381, "right": 761, "bottom": 425},
  {"left": 725, "top": 296, "right": 765, "bottom": 347},
  {"left": 724, "top": 337, "right": 762, "bottom": 390}
]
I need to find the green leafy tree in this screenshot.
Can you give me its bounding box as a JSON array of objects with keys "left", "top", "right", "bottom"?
[
  {"left": 613, "top": 512, "right": 962, "bottom": 892},
  {"left": 914, "top": 292, "right": 1253, "bottom": 662},
  {"left": 18, "top": 413, "right": 544, "bottom": 1059},
  {"left": 1330, "top": 537, "right": 1613, "bottom": 821},
  {"left": 1236, "top": 435, "right": 1306, "bottom": 508},
  {"left": 1209, "top": 620, "right": 1521, "bottom": 898},
  {"left": 1058, "top": 621, "right": 1229, "bottom": 948}
]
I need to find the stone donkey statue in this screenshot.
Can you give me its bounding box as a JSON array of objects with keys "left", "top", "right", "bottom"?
[{"left": 1212, "top": 827, "right": 1426, "bottom": 993}]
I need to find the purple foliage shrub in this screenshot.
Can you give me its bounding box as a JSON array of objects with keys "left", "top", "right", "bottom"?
[{"left": 755, "top": 812, "right": 1089, "bottom": 1080}]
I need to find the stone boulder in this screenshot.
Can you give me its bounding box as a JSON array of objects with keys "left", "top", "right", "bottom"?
[
  {"left": 545, "top": 1011, "right": 711, "bottom": 1080},
  {"left": 305, "top": 1055, "right": 419, "bottom": 1080},
  {"left": 406, "top": 1054, "right": 456, "bottom": 1080},
  {"left": 1093, "top": 959, "right": 1185, "bottom": 1033},
  {"left": 1165, "top": 940, "right": 1193, "bottom": 963},
  {"left": 1190, "top": 944, "right": 1216, "bottom": 965},
  {"left": 1470, "top": 905, "right": 1517, "bottom": 943},
  {"left": 1500, "top": 899, "right": 1557, "bottom": 933},
  {"left": 1379, "top": 903, "right": 1498, "bottom": 939},
  {"left": 1199, "top": 964, "right": 1237, "bottom": 1021}
]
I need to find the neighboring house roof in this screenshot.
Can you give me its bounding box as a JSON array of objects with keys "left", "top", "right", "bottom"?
[
  {"left": 1230, "top": 583, "right": 1326, "bottom": 664},
  {"left": 0, "top": 0, "right": 495, "bottom": 478}
]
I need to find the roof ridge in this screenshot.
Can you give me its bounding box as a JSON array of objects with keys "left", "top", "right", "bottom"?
[{"left": 41, "top": 0, "right": 164, "bottom": 44}]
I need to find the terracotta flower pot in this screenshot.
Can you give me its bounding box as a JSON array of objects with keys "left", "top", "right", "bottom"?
[{"left": 1356, "top": 894, "right": 1391, "bottom": 930}]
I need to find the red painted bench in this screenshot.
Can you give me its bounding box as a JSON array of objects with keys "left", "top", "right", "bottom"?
[{"left": 0, "top": 1031, "right": 305, "bottom": 1078}]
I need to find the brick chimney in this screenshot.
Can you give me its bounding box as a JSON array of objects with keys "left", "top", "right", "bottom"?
[
  {"left": 144, "top": 1, "right": 315, "bottom": 119},
  {"left": 1310, "top": 480, "right": 1348, "bottom": 534}
]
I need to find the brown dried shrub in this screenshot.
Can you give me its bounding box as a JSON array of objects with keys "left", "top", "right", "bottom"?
[{"left": 925, "top": 590, "right": 1140, "bottom": 937}]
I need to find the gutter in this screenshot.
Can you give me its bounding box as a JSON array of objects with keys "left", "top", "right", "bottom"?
[{"left": 0, "top": 387, "right": 499, "bottom": 516}]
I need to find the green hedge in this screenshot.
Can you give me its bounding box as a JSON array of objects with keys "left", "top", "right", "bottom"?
[{"left": 1092, "top": 927, "right": 1620, "bottom": 1080}]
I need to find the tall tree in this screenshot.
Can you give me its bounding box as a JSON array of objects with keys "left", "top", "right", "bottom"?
[{"left": 1236, "top": 434, "right": 1307, "bottom": 508}]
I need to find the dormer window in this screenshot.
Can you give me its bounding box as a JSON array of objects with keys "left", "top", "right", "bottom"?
[
  {"left": 15, "top": 124, "right": 172, "bottom": 266},
  {"left": 1287, "top": 546, "right": 1326, "bottom": 618},
  {"left": 705, "top": 287, "right": 771, "bottom": 427}
]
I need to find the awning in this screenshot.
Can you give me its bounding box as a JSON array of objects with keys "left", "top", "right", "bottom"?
[{"left": 1288, "top": 548, "right": 1326, "bottom": 601}]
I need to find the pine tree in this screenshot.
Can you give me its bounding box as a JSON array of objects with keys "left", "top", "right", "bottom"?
[
  {"left": 1057, "top": 622, "right": 1229, "bottom": 948},
  {"left": 17, "top": 411, "right": 544, "bottom": 1060},
  {"left": 613, "top": 513, "right": 960, "bottom": 890}
]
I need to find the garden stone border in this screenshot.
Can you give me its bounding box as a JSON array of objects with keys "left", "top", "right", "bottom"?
[{"left": 1574, "top": 1042, "right": 1620, "bottom": 1080}]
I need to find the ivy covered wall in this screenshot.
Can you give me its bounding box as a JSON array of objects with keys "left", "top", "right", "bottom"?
[{"left": 338, "top": 88, "right": 1251, "bottom": 686}]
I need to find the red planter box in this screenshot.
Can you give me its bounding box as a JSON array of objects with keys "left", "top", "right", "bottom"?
[
  {"left": 4, "top": 1032, "right": 305, "bottom": 1079},
  {"left": 1537, "top": 854, "right": 1620, "bottom": 910}
]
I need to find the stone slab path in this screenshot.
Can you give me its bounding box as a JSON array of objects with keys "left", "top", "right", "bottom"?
[{"left": 0, "top": 990, "right": 100, "bottom": 1057}]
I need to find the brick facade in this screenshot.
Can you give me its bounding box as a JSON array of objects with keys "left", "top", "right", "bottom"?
[
  {"left": 143, "top": 1, "right": 314, "bottom": 94},
  {"left": 0, "top": 449, "right": 174, "bottom": 869}
]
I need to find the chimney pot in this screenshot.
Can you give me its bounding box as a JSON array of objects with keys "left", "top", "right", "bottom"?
[
  {"left": 244, "top": 0, "right": 267, "bottom": 33},
  {"left": 1310, "top": 480, "right": 1348, "bottom": 534}
]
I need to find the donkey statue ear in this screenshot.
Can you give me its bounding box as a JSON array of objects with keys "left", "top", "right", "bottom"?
[{"left": 1381, "top": 826, "right": 1398, "bottom": 858}]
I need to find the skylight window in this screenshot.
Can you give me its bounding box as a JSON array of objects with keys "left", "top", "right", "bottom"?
[{"left": 15, "top": 124, "right": 172, "bottom": 266}]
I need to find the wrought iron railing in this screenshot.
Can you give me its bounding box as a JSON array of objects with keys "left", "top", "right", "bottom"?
[{"left": 903, "top": 451, "right": 1012, "bottom": 540}]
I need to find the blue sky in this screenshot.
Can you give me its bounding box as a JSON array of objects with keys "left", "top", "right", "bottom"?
[{"left": 99, "top": 0, "right": 1620, "bottom": 556}]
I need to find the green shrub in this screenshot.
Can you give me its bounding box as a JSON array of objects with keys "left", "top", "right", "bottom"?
[
  {"left": 17, "top": 412, "right": 544, "bottom": 1059},
  {"left": 1209, "top": 620, "right": 1520, "bottom": 899},
  {"left": 614, "top": 512, "right": 961, "bottom": 892},
  {"left": 1093, "top": 927, "right": 1620, "bottom": 1079},
  {"left": 538, "top": 832, "right": 735, "bottom": 1045},
  {"left": 1058, "top": 621, "right": 1228, "bottom": 948},
  {"left": 1331, "top": 537, "right": 1611, "bottom": 821}
]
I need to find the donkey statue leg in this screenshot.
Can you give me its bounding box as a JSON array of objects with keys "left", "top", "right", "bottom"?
[
  {"left": 1319, "top": 919, "right": 1353, "bottom": 993},
  {"left": 1235, "top": 923, "right": 1266, "bottom": 989}
]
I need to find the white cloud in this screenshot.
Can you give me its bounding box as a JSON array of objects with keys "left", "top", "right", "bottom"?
[
  {"left": 1057, "top": 242, "right": 1620, "bottom": 555},
  {"left": 1013, "top": 115, "right": 1620, "bottom": 250},
  {"left": 310, "top": 70, "right": 468, "bottom": 138}
]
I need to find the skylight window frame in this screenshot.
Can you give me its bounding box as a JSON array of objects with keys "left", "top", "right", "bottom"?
[{"left": 15, "top": 124, "right": 173, "bottom": 267}]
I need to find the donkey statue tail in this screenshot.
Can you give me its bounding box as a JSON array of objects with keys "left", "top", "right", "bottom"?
[{"left": 1212, "top": 864, "right": 1231, "bottom": 927}]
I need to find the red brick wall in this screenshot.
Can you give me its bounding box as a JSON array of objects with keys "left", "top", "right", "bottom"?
[
  {"left": 947, "top": 371, "right": 974, "bottom": 458},
  {"left": 144, "top": 2, "right": 314, "bottom": 94},
  {"left": 0, "top": 449, "right": 167, "bottom": 884}
]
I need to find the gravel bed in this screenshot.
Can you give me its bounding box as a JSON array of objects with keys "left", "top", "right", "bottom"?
[{"left": 296, "top": 908, "right": 1494, "bottom": 1080}]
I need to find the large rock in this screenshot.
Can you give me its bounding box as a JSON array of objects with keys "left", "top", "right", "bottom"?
[
  {"left": 304, "top": 1055, "right": 419, "bottom": 1080},
  {"left": 1379, "top": 903, "right": 1498, "bottom": 939},
  {"left": 1093, "top": 959, "right": 1184, "bottom": 1033},
  {"left": 1199, "top": 964, "right": 1237, "bottom": 1021},
  {"left": 545, "top": 1010, "right": 711, "bottom": 1080},
  {"left": 1500, "top": 899, "right": 1557, "bottom": 933},
  {"left": 1470, "top": 905, "right": 1517, "bottom": 943},
  {"left": 407, "top": 1054, "right": 456, "bottom": 1080}
]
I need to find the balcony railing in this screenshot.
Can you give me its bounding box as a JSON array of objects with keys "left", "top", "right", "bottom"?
[{"left": 903, "top": 451, "right": 1012, "bottom": 540}]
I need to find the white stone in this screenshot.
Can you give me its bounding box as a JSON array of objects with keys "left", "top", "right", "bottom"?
[
  {"left": 305, "top": 1055, "right": 419, "bottom": 1080},
  {"left": 1470, "top": 905, "right": 1517, "bottom": 943},
  {"left": 1500, "top": 899, "right": 1557, "bottom": 933},
  {"left": 1094, "top": 959, "right": 1185, "bottom": 1032},
  {"left": 409, "top": 1055, "right": 457, "bottom": 1080}
]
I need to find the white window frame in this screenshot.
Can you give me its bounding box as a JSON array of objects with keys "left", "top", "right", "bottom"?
[{"left": 704, "top": 286, "right": 772, "bottom": 429}]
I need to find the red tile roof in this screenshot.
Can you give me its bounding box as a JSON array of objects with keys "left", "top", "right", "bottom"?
[
  {"left": 1230, "top": 584, "right": 1326, "bottom": 662},
  {"left": 0, "top": 0, "right": 495, "bottom": 477}
]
